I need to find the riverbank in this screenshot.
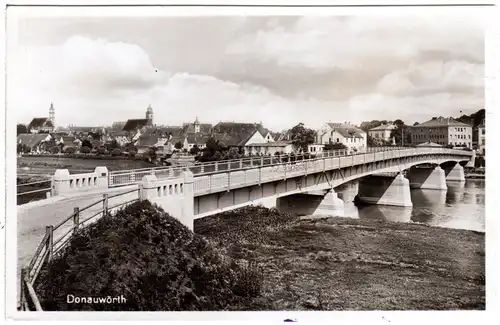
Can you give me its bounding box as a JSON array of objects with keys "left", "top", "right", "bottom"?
[
  {"left": 195, "top": 207, "right": 485, "bottom": 310},
  {"left": 17, "top": 156, "right": 156, "bottom": 175}
]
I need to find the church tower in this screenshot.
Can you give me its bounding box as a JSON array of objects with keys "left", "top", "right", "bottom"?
[
  {"left": 49, "top": 102, "right": 55, "bottom": 126},
  {"left": 146, "top": 104, "right": 154, "bottom": 127},
  {"left": 194, "top": 116, "right": 200, "bottom": 133}
]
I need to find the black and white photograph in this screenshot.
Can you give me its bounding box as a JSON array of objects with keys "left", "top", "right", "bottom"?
[{"left": 3, "top": 1, "right": 496, "bottom": 322}]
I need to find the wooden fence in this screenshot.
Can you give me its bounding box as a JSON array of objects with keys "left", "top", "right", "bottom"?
[{"left": 19, "top": 187, "right": 140, "bottom": 311}]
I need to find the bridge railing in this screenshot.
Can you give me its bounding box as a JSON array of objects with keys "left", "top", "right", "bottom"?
[
  {"left": 19, "top": 188, "right": 140, "bottom": 311},
  {"left": 192, "top": 147, "right": 473, "bottom": 195},
  {"left": 108, "top": 146, "right": 411, "bottom": 187}
]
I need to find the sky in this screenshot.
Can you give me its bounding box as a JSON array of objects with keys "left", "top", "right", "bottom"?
[{"left": 8, "top": 13, "right": 485, "bottom": 132}]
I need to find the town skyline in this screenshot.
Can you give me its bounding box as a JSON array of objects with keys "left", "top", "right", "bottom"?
[
  {"left": 10, "top": 12, "right": 485, "bottom": 131},
  {"left": 17, "top": 101, "right": 482, "bottom": 133}
]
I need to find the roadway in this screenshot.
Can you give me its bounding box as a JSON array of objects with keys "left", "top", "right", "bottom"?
[{"left": 17, "top": 185, "right": 139, "bottom": 288}]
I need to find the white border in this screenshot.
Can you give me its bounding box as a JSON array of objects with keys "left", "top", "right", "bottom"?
[{"left": 2, "top": 1, "right": 498, "bottom": 324}]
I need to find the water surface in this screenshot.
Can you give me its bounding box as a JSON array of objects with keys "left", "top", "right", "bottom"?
[{"left": 335, "top": 179, "right": 485, "bottom": 232}]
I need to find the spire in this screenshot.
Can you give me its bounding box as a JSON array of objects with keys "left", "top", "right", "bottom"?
[{"left": 194, "top": 116, "right": 200, "bottom": 125}]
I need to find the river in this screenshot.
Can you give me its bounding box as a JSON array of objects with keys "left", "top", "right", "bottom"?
[{"left": 335, "top": 179, "right": 485, "bottom": 232}]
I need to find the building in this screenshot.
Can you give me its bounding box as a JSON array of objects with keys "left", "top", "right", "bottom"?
[
  {"left": 27, "top": 103, "right": 55, "bottom": 134},
  {"left": 182, "top": 117, "right": 212, "bottom": 135},
  {"left": 477, "top": 119, "right": 485, "bottom": 155},
  {"left": 122, "top": 104, "right": 155, "bottom": 137},
  {"left": 409, "top": 116, "right": 472, "bottom": 148},
  {"left": 17, "top": 134, "right": 52, "bottom": 153},
  {"left": 368, "top": 123, "right": 397, "bottom": 142},
  {"left": 211, "top": 122, "right": 270, "bottom": 155},
  {"left": 245, "top": 141, "right": 295, "bottom": 156},
  {"left": 313, "top": 122, "right": 367, "bottom": 153}
]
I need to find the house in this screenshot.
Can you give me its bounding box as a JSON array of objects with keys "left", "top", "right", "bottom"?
[
  {"left": 312, "top": 122, "right": 367, "bottom": 153},
  {"left": 28, "top": 118, "right": 54, "bottom": 134},
  {"left": 211, "top": 122, "right": 268, "bottom": 155},
  {"left": 477, "top": 119, "right": 485, "bottom": 155},
  {"left": 136, "top": 135, "right": 161, "bottom": 155},
  {"left": 109, "top": 131, "right": 130, "bottom": 147},
  {"left": 182, "top": 117, "right": 212, "bottom": 135},
  {"left": 165, "top": 136, "right": 189, "bottom": 154},
  {"left": 409, "top": 116, "right": 473, "bottom": 148},
  {"left": 185, "top": 133, "right": 210, "bottom": 151},
  {"left": 368, "top": 123, "right": 397, "bottom": 142},
  {"left": 17, "top": 134, "right": 52, "bottom": 153},
  {"left": 245, "top": 141, "right": 295, "bottom": 156},
  {"left": 55, "top": 135, "right": 81, "bottom": 152}
]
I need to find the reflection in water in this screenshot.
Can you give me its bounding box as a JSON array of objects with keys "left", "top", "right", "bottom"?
[{"left": 335, "top": 179, "right": 485, "bottom": 232}]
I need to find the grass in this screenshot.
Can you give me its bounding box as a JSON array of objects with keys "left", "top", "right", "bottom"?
[
  {"left": 195, "top": 206, "right": 485, "bottom": 310},
  {"left": 33, "top": 203, "right": 484, "bottom": 311},
  {"left": 34, "top": 201, "right": 263, "bottom": 311}
]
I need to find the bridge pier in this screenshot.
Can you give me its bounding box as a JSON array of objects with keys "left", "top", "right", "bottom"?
[
  {"left": 355, "top": 173, "right": 412, "bottom": 207},
  {"left": 443, "top": 163, "right": 465, "bottom": 182},
  {"left": 277, "top": 189, "right": 344, "bottom": 217},
  {"left": 407, "top": 166, "right": 447, "bottom": 190}
]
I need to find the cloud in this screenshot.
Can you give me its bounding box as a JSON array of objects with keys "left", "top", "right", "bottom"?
[{"left": 10, "top": 15, "right": 485, "bottom": 131}]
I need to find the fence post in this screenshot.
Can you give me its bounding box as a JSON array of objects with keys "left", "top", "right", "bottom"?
[
  {"left": 239, "top": 159, "right": 243, "bottom": 169},
  {"left": 46, "top": 225, "right": 53, "bottom": 262},
  {"left": 73, "top": 207, "right": 80, "bottom": 231},
  {"left": 260, "top": 156, "right": 264, "bottom": 166},
  {"left": 250, "top": 157, "right": 254, "bottom": 167},
  {"left": 103, "top": 194, "right": 109, "bottom": 216},
  {"left": 215, "top": 162, "right": 219, "bottom": 172},
  {"left": 20, "top": 268, "right": 27, "bottom": 310}
]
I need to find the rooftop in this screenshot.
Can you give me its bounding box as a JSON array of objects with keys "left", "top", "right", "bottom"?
[
  {"left": 412, "top": 117, "right": 472, "bottom": 128},
  {"left": 369, "top": 124, "right": 397, "bottom": 131}
]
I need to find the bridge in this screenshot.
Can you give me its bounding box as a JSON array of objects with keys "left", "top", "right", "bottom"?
[{"left": 18, "top": 146, "right": 473, "bottom": 310}]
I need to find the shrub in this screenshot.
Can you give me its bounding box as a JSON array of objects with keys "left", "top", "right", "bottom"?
[
  {"left": 111, "top": 148, "right": 122, "bottom": 156},
  {"left": 49, "top": 146, "right": 60, "bottom": 154},
  {"left": 64, "top": 147, "right": 76, "bottom": 154},
  {"left": 80, "top": 146, "right": 91, "bottom": 154},
  {"left": 35, "top": 201, "right": 263, "bottom": 311},
  {"left": 129, "top": 150, "right": 137, "bottom": 157},
  {"left": 97, "top": 147, "right": 107, "bottom": 155}
]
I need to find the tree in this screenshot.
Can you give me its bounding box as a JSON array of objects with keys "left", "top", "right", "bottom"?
[
  {"left": 97, "top": 147, "right": 106, "bottom": 155},
  {"left": 111, "top": 148, "right": 122, "bottom": 156},
  {"left": 64, "top": 147, "right": 76, "bottom": 154},
  {"left": 189, "top": 145, "right": 200, "bottom": 156},
  {"left": 224, "top": 147, "right": 240, "bottom": 160},
  {"left": 289, "top": 123, "right": 316, "bottom": 153},
  {"left": 81, "top": 139, "right": 93, "bottom": 149},
  {"left": 106, "top": 140, "right": 120, "bottom": 152},
  {"left": 17, "top": 124, "right": 28, "bottom": 135},
  {"left": 80, "top": 146, "right": 91, "bottom": 154},
  {"left": 174, "top": 141, "right": 183, "bottom": 150},
  {"left": 17, "top": 143, "right": 30, "bottom": 154},
  {"left": 359, "top": 120, "right": 389, "bottom": 132},
  {"left": 49, "top": 146, "right": 60, "bottom": 154},
  {"left": 390, "top": 119, "right": 411, "bottom": 146},
  {"left": 367, "top": 135, "right": 391, "bottom": 147}
]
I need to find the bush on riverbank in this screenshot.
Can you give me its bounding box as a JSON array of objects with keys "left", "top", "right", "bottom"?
[{"left": 34, "top": 201, "right": 263, "bottom": 311}]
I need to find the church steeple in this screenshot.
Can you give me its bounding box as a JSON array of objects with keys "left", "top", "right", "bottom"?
[
  {"left": 194, "top": 116, "right": 200, "bottom": 133},
  {"left": 146, "top": 104, "right": 154, "bottom": 127},
  {"left": 49, "top": 102, "right": 55, "bottom": 126}
]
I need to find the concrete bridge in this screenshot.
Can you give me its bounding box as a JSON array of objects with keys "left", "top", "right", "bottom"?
[{"left": 22, "top": 147, "right": 473, "bottom": 233}]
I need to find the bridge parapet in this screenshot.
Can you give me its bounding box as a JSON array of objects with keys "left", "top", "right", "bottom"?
[
  {"left": 138, "top": 170, "right": 195, "bottom": 230},
  {"left": 51, "top": 166, "right": 109, "bottom": 196},
  {"left": 47, "top": 147, "right": 472, "bottom": 197}
]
